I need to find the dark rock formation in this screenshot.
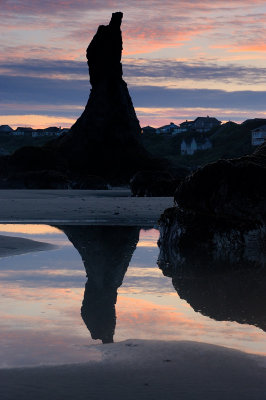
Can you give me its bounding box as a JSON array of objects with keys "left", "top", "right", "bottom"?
[
  {"left": 158, "top": 142, "right": 266, "bottom": 260},
  {"left": 157, "top": 232, "right": 266, "bottom": 331},
  {"left": 158, "top": 143, "right": 266, "bottom": 327},
  {"left": 70, "top": 12, "right": 141, "bottom": 146},
  {"left": 57, "top": 225, "right": 140, "bottom": 343},
  {"left": 130, "top": 170, "right": 181, "bottom": 197},
  {"left": 0, "top": 13, "right": 160, "bottom": 187},
  {"left": 50, "top": 12, "right": 152, "bottom": 183},
  {"left": 159, "top": 207, "right": 265, "bottom": 265},
  {"left": 175, "top": 142, "right": 266, "bottom": 220}
]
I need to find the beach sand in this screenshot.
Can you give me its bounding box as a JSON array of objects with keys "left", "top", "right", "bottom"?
[
  {"left": 0, "top": 234, "right": 56, "bottom": 257},
  {"left": 1, "top": 339, "right": 265, "bottom": 400},
  {"left": 0, "top": 189, "right": 173, "bottom": 226}
]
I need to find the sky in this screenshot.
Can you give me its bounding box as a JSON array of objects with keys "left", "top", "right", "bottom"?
[{"left": 1, "top": 0, "right": 266, "bottom": 128}]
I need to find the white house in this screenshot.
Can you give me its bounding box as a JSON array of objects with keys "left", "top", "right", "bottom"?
[
  {"left": 251, "top": 125, "right": 266, "bottom": 146},
  {"left": 181, "top": 137, "right": 212, "bottom": 155}
]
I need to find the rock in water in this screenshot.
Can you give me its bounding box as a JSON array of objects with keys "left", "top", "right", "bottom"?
[{"left": 55, "top": 12, "right": 149, "bottom": 181}]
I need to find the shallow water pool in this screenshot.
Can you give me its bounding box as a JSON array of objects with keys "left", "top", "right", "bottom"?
[{"left": 0, "top": 224, "right": 265, "bottom": 368}]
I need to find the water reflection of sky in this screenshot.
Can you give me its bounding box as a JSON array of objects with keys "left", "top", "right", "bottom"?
[{"left": 0, "top": 224, "right": 265, "bottom": 368}]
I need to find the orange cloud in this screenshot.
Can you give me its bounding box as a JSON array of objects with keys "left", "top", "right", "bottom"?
[
  {"left": 211, "top": 42, "right": 266, "bottom": 53},
  {"left": 233, "top": 43, "right": 266, "bottom": 52},
  {"left": 123, "top": 23, "right": 214, "bottom": 55}
]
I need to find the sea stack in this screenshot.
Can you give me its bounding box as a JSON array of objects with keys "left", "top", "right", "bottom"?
[
  {"left": 56, "top": 12, "right": 148, "bottom": 182},
  {"left": 0, "top": 13, "right": 157, "bottom": 187},
  {"left": 72, "top": 12, "right": 141, "bottom": 145}
]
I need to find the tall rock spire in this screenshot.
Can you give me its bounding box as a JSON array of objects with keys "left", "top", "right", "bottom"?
[
  {"left": 1, "top": 13, "right": 159, "bottom": 186},
  {"left": 51, "top": 12, "right": 152, "bottom": 182},
  {"left": 65, "top": 12, "right": 143, "bottom": 153}
]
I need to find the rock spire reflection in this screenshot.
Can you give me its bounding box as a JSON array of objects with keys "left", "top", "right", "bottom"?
[{"left": 57, "top": 226, "right": 140, "bottom": 343}]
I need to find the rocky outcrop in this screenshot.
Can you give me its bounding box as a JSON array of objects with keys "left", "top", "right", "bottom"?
[
  {"left": 69, "top": 12, "right": 141, "bottom": 147},
  {"left": 175, "top": 142, "right": 266, "bottom": 220},
  {"left": 158, "top": 141, "right": 266, "bottom": 264},
  {"left": 50, "top": 12, "right": 152, "bottom": 183},
  {"left": 130, "top": 170, "right": 181, "bottom": 197},
  {"left": 159, "top": 207, "right": 265, "bottom": 265},
  {"left": 0, "top": 13, "right": 158, "bottom": 186},
  {"left": 157, "top": 142, "right": 266, "bottom": 329},
  {"left": 57, "top": 225, "right": 140, "bottom": 343}
]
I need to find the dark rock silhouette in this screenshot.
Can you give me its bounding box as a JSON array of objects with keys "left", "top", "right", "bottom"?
[
  {"left": 175, "top": 142, "right": 266, "bottom": 220},
  {"left": 70, "top": 12, "right": 141, "bottom": 146},
  {"left": 54, "top": 12, "right": 151, "bottom": 182},
  {"left": 57, "top": 225, "right": 140, "bottom": 343},
  {"left": 0, "top": 13, "right": 161, "bottom": 187},
  {"left": 130, "top": 170, "right": 181, "bottom": 197},
  {"left": 157, "top": 143, "right": 266, "bottom": 330},
  {"left": 157, "top": 231, "right": 266, "bottom": 331},
  {"left": 158, "top": 142, "right": 266, "bottom": 257}
]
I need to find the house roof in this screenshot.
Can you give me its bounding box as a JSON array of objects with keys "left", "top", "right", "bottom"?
[
  {"left": 251, "top": 124, "right": 266, "bottom": 132},
  {"left": 43, "top": 126, "right": 61, "bottom": 132},
  {"left": 180, "top": 120, "right": 194, "bottom": 127},
  {"left": 158, "top": 123, "right": 179, "bottom": 129},
  {"left": 16, "top": 127, "right": 33, "bottom": 132},
  {"left": 142, "top": 125, "right": 156, "bottom": 130},
  {"left": 0, "top": 125, "right": 13, "bottom": 132},
  {"left": 194, "top": 117, "right": 220, "bottom": 123}
]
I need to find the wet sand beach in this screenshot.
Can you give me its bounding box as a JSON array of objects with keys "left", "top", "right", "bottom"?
[
  {"left": 1, "top": 340, "right": 265, "bottom": 400},
  {"left": 0, "top": 189, "right": 173, "bottom": 226}
]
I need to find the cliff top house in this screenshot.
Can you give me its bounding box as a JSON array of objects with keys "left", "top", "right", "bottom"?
[
  {"left": 193, "top": 116, "right": 221, "bottom": 132},
  {"left": 0, "top": 125, "right": 13, "bottom": 134},
  {"left": 156, "top": 122, "right": 179, "bottom": 134},
  {"left": 251, "top": 124, "right": 266, "bottom": 146}
]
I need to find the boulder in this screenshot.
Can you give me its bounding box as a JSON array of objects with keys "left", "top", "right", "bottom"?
[
  {"left": 130, "top": 170, "right": 181, "bottom": 197},
  {"left": 175, "top": 142, "right": 266, "bottom": 220},
  {"left": 157, "top": 142, "right": 266, "bottom": 282}
]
